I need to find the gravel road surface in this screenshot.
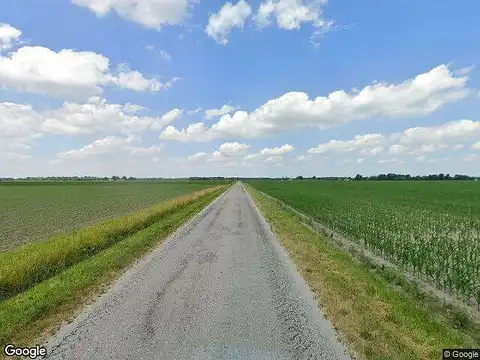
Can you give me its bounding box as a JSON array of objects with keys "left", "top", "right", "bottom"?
[{"left": 43, "top": 183, "right": 351, "bottom": 360}]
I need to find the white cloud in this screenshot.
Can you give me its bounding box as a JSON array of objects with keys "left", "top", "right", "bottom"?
[
  {"left": 151, "top": 108, "right": 183, "bottom": 129},
  {"left": 0, "top": 23, "right": 22, "bottom": 51},
  {"left": 407, "top": 144, "right": 448, "bottom": 156},
  {"left": 393, "top": 119, "right": 480, "bottom": 146},
  {"left": 388, "top": 144, "right": 409, "bottom": 155},
  {"left": 206, "top": 0, "right": 252, "bottom": 44},
  {"left": 204, "top": 104, "right": 239, "bottom": 119},
  {"left": 72, "top": 0, "right": 199, "bottom": 29},
  {"left": 308, "top": 134, "right": 385, "bottom": 154},
  {"left": 0, "top": 46, "right": 173, "bottom": 99},
  {"left": 1, "top": 97, "right": 177, "bottom": 143},
  {"left": 254, "top": 0, "right": 333, "bottom": 31},
  {"left": 219, "top": 141, "right": 250, "bottom": 155},
  {"left": 260, "top": 143, "right": 294, "bottom": 155},
  {"left": 359, "top": 146, "right": 384, "bottom": 157},
  {"left": 244, "top": 153, "right": 262, "bottom": 161},
  {"left": 42, "top": 97, "right": 165, "bottom": 135},
  {"left": 188, "top": 152, "right": 208, "bottom": 161},
  {"left": 56, "top": 135, "right": 163, "bottom": 160},
  {"left": 113, "top": 68, "right": 163, "bottom": 92},
  {"left": 452, "top": 144, "right": 465, "bottom": 151},
  {"left": 307, "top": 120, "right": 480, "bottom": 159},
  {"left": 473, "top": 141, "right": 480, "bottom": 150},
  {"left": 162, "top": 65, "right": 470, "bottom": 141},
  {"left": 57, "top": 135, "right": 140, "bottom": 159},
  {"left": 0, "top": 102, "right": 43, "bottom": 150},
  {"left": 160, "top": 123, "right": 214, "bottom": 142},
  {"left": 187, "top": 107, "right": 203, "bottom": 115}
]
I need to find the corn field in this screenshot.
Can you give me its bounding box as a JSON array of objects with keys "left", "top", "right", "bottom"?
[{"left": 249, "top": 180, "right": 480, "bottom": 306}]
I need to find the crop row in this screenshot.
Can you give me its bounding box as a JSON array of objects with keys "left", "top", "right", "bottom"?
[{"left": 250, "top": 180, "right": 480, "bottom": 306}]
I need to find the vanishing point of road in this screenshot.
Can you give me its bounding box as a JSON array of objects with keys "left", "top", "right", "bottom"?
[{"left": 44, "top": 183, "right": 351, "bottom": 360}]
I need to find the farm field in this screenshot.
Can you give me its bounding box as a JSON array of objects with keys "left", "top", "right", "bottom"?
[
  {"left": 0, "top": 180, "right": 224, "bottom": 251},
  {"left": 248, "top": 180, "right": 480, "bottom": 306}
]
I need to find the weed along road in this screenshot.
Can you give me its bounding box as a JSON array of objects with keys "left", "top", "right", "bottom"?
[{"left": 43, "top": 183, "right": 351, "bottom": 360}]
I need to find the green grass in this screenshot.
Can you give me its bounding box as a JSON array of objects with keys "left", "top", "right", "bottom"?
[
  {"left": 247, "top": 185, "right": 480, "bottom": 360},
  {"left": 0, "top": 185, "right": 226, "bottom": 300},
  {"left": 0, "top": 180, "right": 226, "bottom": 251},
  {"left": 0, "top": 187, "right": 226, "bottom": 351},
  {"left": 248, "top": 180, "right": 480, "bottom": 305}
]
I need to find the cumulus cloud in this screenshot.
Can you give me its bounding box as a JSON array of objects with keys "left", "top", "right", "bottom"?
[
  {"left": 161, "top": 65, "right": 470, "bottom": 141},
  {"left": 0, "top": 97, "right": 178, "bottom": 155},
  {"left": 56, "top": 135, "right": 163, "bottom": 160},
  {"left": 0, "top": 46, "right": 174, "bottom": 99},
  {"left": 71, "top": 0, "right": 199, "bottom": 29},
  {"left": 219, "top": 141, "right": 250, "bottom": 155},
  {"left": 388, "top": 144, "right": 409, "bottom": 155},
  {"left": 255, "top": 0, "right": 333, "bottom": 31},
  {"left": 260, "top": 144, "right": 294, "bottom": 155},
  {"left": 0, "top": 102, "right": 43, "bottom": 149},
  {"left": 204, "top": 104, "right": 239, "bottom": 119},
  {"left": 307, "top": 120, "right": 480, "bottom": 159},
  {"left": 473, "top": 141, "right": 480, "bottom": 150},
  {"left": 240, "top": 144, "right": 294, "bottom": 163},
  {"left": 308, "top": 134, "right": 385, "bottom": 154},
  {"left": 151, "top": 108, "right": 183, "bottom": 129},
  {"left": 393, "top": 119, "right": 480, "bottom": 146},
  {"left": 188, "top": 152, "right": 208, "bottom": 161},
  {"left": 160, "top": 123, "right": 214, "bottom": 142},
  {"left": 0, "top": 23, "right": 22, "bottom": 51},
  {"left": 41, "top": 97, "right": 176, "bottom": 135},
  {"left": 185, "top": 142, "right": 296, "bottom": 166},
  {"left": 206, "top": 0, "right": 252, "bottom": 44}
]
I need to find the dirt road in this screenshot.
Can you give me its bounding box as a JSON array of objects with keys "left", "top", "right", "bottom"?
[{"left": 44, "top": 183, "right": 351, "bottom": 360}]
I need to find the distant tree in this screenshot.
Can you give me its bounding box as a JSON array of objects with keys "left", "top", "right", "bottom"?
[
  {"left": 111, "top": 176, "right": 120, "bottom": 181},
  {"left": 121, "top": 176, "right": 127, "bottom": 181},
  {"left": 354, "top": 174, "right": 363, "bottom": 181},
  {"left": 295, "top": 176, "right": 304, "bottom": 180}
]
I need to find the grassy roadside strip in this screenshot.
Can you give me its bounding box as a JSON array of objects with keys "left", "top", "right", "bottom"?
[
  {"left": 0, "top": 185, "right": 226, "bottom": 300},
  {"left": 0, "top": 187, "right": 227, "bottom": 353},
  {"left": 247, "top": 185, "right": 479, "bottom": 360}
]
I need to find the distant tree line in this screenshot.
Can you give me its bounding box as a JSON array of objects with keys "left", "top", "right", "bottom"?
[
  {"left": 289, "top": 173, "right": 478, "bottom": 181},
  {"left": 351, "top": 173, "right": 477, "bottom": 181},
  {"left": 0, "top": 176, "right": 237, "bottom": 182},
  {"left": 1, "top": 174, "right": 478, "bottom": 182}
]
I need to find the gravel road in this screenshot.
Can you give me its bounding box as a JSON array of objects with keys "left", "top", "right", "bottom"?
[{"left": 43, "top": 183, "right": 351, "bottom": 360}]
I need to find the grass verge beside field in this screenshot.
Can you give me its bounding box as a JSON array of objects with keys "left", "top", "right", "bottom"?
[
  {"left": 0, "top": 186, "right": 227, "bottom": 352},
  {"left": 0, "top": 185, "right": 226, "bottom": 300},
  {"left": 247, "top": 185, "right": 479, "bottom": 360}
]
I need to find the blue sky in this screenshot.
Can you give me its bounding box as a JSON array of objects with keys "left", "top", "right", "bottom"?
[{"left": 0, "top": 0, "right": 479, "bottom": 177}]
